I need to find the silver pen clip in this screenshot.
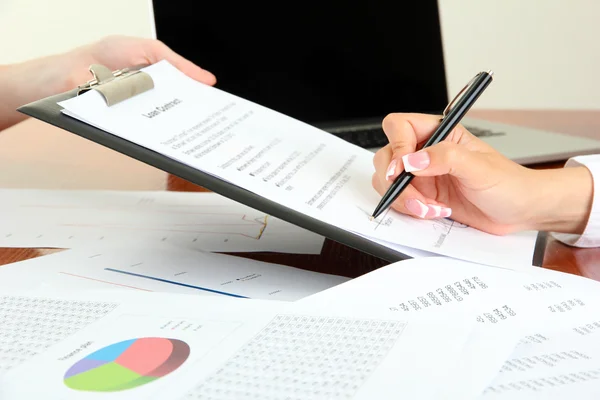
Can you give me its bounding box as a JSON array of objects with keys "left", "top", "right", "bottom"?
[{"left": 442, "top": 70, "right": 493, "bottom": 117}]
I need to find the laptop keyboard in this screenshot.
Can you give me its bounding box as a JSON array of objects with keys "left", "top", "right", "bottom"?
[{"left": 334, "top": 125, "right": 505, "bottom": 148}]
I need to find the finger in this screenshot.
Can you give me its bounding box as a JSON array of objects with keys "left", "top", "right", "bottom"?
[
  {"left": 380, "top": 113, "right": 443, "bottom": 180},
  {"left": 382, "top": 112, "right": 444, "bottom": 146},
  {"left": 372, "top": 144, "right": 452, "bottom": 219},
  {"left": 373, "top": 143, "right": 419, "bottom": 183},
  {"left": 150, "top": 40, "right": 217, "bottom": 86},
  {"left": 372, "top": 144, "right": 393, "bottom": 182},
  {"left": 372, "top": 173, "right": 452, "bottom": 219},
  {"left": 381, "top": 113, "right": 479, "bottom": 181},
  {"left": 401, "top": 141, "right": 494, "bottom": 187}
]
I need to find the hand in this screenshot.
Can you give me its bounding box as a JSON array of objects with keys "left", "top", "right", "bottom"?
[
  {"left": 0, "top": 35, "right": 216, "bottom": 131},
  {"left": 371, "top": 113, "right": 593, "bottom": 235},
  {"left": 63, "top": 35, "right": 216, "bottom": 90}
]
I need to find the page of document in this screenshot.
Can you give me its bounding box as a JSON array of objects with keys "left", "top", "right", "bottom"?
[
  {"left": 479, "top": 267, "right": 600, "bottom": 399},
  {"left": 57, "top": 60, "right": 538, "bottom": 268},
  {"left": 299, "top": 257, "right": 552, "bottom": 399},
  {"left": 0, "top": 245, "right": 349, "bottom": 301},
  {"left": 0, "top": 290, "right": 284, "bottom": 381},
  {"left": 0, "top": 289, "right": 476, "bottom": 399},
  {"left": 0, "top": 189, "right": 325, "bottom": 254}
]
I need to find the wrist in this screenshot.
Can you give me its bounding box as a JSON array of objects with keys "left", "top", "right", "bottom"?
[
  {"left": 32, "top": 44, "right": 96, "bottom": 96},
  {"left": 49, "top": 50, "right": 89, "bottom": 94},
  {"left": 526, "top": 166, "right": 593, "bottom": 234},
  {"left": 14, "top": 53, "right": 77, "bottom": 98}
]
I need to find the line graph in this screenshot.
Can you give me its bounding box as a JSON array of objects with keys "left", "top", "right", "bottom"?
[
  {"left": 0, "top": 190, "right": 324, "bottom": 254},
  {"left": 58, "top": 272, "right": 152, "bottom": 292},
  {"left": 58, "top": 214, "right": 270, "bottom": 240}
]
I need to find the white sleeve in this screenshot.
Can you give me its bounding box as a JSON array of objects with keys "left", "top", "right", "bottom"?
[{"left": 552, "top": 154, "right": 600, "bottom": 248}]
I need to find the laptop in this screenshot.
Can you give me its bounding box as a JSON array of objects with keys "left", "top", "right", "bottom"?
[{"left": 150, "top": 1, "right": 600, "bottom": 165}]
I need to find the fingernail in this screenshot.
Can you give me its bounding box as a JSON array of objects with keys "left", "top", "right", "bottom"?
[
  {"left": 426, "top": 205, "right": 442, "bottom": 218},
  {"left": 385, "top": 160, "right": 397, "bottom": 181},
  {"left": 440, "top": 207, "right": 452, "bottom": 218},
  {"left": 405, "top": 199, "right": 429, "bottom": 218},
  {"left": 402, "top": 151, "right": 430, "bottom": 173}
]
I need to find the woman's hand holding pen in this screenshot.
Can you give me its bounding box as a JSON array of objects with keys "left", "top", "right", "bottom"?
[{"left": 371, "top": 113, "right": 594, "bottom": 236}]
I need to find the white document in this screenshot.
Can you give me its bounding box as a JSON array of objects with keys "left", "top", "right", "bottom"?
[
  {"left": 0, "top": 245, "right": 349, "bottom": 301},
  {"left": 479, "top": 267, "right": 600, "bottom": 399},
  {"left": 0, "top": 189, "right": 324, "bottom": 254},
  {"left": 0, "top": 289, "right": 476, "bottom": 399},
  {"left": 300, "top": 257, "right": 548, "bottom": 399},
  {"left": 310, "top": 257, "right": 600, "bottom": 399},
  {"left": 57, "top": 60, "right": 538, "bottom": 268}
]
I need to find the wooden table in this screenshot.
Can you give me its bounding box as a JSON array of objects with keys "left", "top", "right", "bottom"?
[{"left": 1, "top": 110, "right": 599, "bottom": 280}]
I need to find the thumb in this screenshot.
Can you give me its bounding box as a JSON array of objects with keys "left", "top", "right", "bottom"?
[
  {"left": 401, "top": 141, "right": 491, "bottom": 184},
  {"left": 164, "top": 52, "right": 217, "bottom": 86},
  {"left": 150, "top": 40, "right": 217, "bottom": 86}
]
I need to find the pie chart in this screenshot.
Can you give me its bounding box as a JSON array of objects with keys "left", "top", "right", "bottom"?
[{"left": 64, "top": 337, "right": 190, "bottom": 392}]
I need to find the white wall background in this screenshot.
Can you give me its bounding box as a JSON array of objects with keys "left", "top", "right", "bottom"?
[
  {"left": 438, "top": 0, "right": 600, "bottom": 109},
  {"left": 1, "top": 0, "right": 599, "bottom": 109}
]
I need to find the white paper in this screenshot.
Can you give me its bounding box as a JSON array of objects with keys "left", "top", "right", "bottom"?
[
  {"left": 0, "top": 245, "right": 349, "bottom": 301},
  {"left": 57, "top": 60, "right": 538, "bottom": 268},
  {"left": 479, "top": 267, "right": 600, "bottom": 399},
  {"left": 301, "top": 257, "right": 547, "bottom": 399},
  {"left": 302, "top": 259, "right": 600, "bottom": 398},
  {"left": 0, "top": 289, "right": 476, "bottom": 399},
  {"left": 0, "top": 189, "right": 324, "bottom": 254}
]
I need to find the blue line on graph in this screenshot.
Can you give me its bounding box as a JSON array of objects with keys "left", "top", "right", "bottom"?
[{"left": 104, "top": 268, "right": 248, "bottom": 299}]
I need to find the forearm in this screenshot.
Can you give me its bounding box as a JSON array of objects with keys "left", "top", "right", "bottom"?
[
  {"left": 528, "top": 166, "right": 594, "bottom": 234},
  {"left": 0, "top": 54, "right": 75, "bottom": 131}
]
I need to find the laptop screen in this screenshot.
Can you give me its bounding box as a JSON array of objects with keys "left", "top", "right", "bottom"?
[{"left": 152, "top": 1, "right": 448, "bottom": 127}]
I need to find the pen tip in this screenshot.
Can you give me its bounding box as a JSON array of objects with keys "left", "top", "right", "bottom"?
[
  {"left": 487, "top": 69, "right": 494, "bottom": 77},
  {"left": 369, "top": 216, "right": 375, "bottom": 221}
]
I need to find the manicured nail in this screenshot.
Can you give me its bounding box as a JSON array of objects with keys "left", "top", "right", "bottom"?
[
  {"left": 405, "top": 199, "right": 428, "bottom": 218},
  {"left": 426, "top": 205, "right": 442, "bottom": 218},
  {"left": 440, "top": 207, "right": 452, "bottom": 218},
  {"left": 402, "top": 151, "right": 430, "bottom": 173},
  {"left": 385, "top": 159, "right": 397, "bottom": 181}
]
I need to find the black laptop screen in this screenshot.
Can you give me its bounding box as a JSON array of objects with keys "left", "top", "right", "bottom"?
[{"left": 152, "top": 1, "right": 449, "bottom": 126}]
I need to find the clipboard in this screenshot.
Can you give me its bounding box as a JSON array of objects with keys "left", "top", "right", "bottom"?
[{"left": 17, "top": 64, "right": 548, "bottom": 266}]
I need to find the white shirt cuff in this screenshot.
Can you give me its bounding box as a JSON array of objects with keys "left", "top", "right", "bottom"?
[{"left": 552, "top": 155, "right": 600, "bottom": 248}]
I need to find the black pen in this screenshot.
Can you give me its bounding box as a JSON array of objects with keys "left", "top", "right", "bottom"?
[{"left": 370, "top": 70, "right": 494, "bottom": 220}]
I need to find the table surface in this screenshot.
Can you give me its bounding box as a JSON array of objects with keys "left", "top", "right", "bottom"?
[{"left": 1, "top": 110, "right": 599, "bottom": 280}]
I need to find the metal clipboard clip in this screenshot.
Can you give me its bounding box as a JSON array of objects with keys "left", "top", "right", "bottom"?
[{"left": 76, "top": 64, "right": 155, "bottom": 107}]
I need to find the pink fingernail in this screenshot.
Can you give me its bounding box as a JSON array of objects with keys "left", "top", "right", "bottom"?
[
  {"left": 405, "top": 199, "right": 429, "bottom": 218},
  {"left": 402, "top": 151, "right": 430, "bottom": 172},
  {"left": 426, "top": 205, "right": 442, "bottom": 218},
  {"left": 440, "top": 207, "right": 452, "bottom": 218},
  {"left": 386, "top": 160, "right": 397, "bottom": 181}
]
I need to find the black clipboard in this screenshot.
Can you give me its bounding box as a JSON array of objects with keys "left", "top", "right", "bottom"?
[{"left": 17, "top": 64, "right": 547, "bottom": 266}]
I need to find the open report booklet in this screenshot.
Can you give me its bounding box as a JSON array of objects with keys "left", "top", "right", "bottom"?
[{"left": 54, "top": 60, "right": 540, "bottom": 268}]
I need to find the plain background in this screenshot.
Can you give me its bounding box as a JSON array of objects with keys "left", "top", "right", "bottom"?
[{"left": 1, "top": 0, "right": 598, "bottom": 110}]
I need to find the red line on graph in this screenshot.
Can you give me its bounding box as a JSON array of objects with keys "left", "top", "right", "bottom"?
[{"left": 59, "top": 272, "right": 153, "bottom": 291}]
